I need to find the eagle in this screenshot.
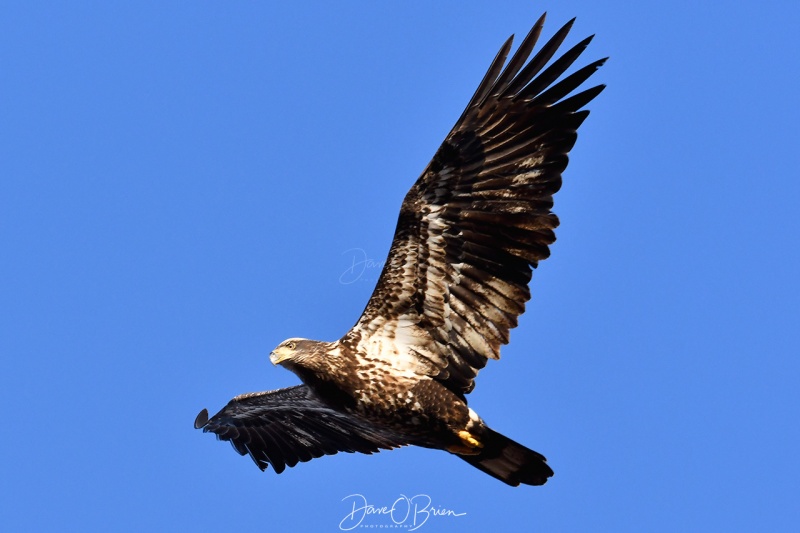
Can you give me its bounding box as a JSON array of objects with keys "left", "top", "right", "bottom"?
[{"left": 195, "top": 12, "right": 605, "bottom": 487}]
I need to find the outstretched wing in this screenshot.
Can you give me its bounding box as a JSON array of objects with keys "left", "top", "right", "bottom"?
[
  {"left": 343, "top": 14, "right": 606, "bottom": 394},
  {"left": 194, "top": 385, "right": 404, "bottom": 473}
]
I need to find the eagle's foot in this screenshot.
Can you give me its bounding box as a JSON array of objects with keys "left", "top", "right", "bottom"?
[{"left": 446, "top": 430, "right": 484, "bottom": 455}]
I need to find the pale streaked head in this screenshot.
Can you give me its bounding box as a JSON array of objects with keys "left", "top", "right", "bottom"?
[{"left": 269, "top": 338, "right": 308, "bottom": 365}]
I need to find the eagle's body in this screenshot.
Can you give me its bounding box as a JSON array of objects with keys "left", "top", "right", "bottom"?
[
  {"left": 271, "top": 339, "right": 475, "bottom": 450},
  {"left": 195, "top": 12, "right": 605, "bottom": 487}
]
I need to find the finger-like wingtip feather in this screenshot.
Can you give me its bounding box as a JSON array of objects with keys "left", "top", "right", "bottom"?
[
  {"left": 532, "top": 57, "right": 608, "bottom": 106},
  {"left": 485, "top": 12, "right": 547, "bottom": 102},
  {"left": 504, "top": 16, "right": 576, "bottom": 96},
  {"left": 194, "top": 408, "right": 209, "bottom": 429},
  {"left": 460, "top": 34, "right": 515, "bottom": 118},
  {"left": 514, "top": 33, "right": 595, "bottom": 101}
]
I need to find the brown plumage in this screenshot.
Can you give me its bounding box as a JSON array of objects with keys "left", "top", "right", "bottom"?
[{"left": 195, "top": 12, "right": 605, "bottom": 487}]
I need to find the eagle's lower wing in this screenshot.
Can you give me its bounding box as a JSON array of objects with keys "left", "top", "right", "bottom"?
[
  {"left": 343, "top": 14, "right": 606, "bottom": 394},
  {"left": 194, "top": 385, "right": 403, "bottom": 473}
]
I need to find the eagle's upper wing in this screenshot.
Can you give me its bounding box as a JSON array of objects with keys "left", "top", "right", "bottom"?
[
  {"left": 342, "top": 14, "right": 606, "bottom": 394},
  {"left": 194, "top": 385, "right": 403, "bottom": 473}
]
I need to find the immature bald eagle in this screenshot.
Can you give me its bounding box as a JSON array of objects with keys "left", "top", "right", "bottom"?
[{"left": 195, "top": 13, "right": 605, "bottom": 487}]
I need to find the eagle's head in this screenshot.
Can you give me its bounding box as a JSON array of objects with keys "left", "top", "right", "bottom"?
[{"left": 270, "top": 338, "right": 330, "bottom": 374}]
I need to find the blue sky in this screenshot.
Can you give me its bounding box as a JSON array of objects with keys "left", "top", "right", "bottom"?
[{"left": 2, "top": 1, "right": 799, "bottom": 531}]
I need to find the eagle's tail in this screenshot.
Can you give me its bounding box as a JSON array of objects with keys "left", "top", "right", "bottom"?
[{"left": 456, "top": 428, "right": 554, "bottom": 486}]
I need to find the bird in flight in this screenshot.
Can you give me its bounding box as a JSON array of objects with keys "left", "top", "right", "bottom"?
[{"left": 195, "top": 12, "right": 605, "bottom": 487}]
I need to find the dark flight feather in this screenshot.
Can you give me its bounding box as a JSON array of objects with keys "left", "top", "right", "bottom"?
[{"left": 196, "top": 385, "right": 403, "bottom": 473}]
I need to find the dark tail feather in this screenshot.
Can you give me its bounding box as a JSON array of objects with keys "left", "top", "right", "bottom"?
[{"left": 457, "top": 428, "right": 554, "bottom": 486}]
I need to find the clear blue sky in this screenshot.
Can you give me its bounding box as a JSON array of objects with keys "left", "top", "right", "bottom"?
[{"left": 2, "top": 2, "right": 799, "bottom": 531}]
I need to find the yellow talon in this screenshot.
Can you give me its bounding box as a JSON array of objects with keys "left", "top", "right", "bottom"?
[
  {"left": 446, "top": 430, "right": 483, "bottom": 455},
  {"left": 459, "top": 430, "right": 483, "bottom": 448}
]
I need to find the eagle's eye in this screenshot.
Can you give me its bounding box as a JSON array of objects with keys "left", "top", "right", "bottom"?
[{"left": 285, "top": 341, "right": 296, "bottom": 350}]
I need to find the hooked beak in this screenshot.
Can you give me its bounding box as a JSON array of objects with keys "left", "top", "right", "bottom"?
[{"left": 270, "top": 348, "right": 289, "bottom": 366}]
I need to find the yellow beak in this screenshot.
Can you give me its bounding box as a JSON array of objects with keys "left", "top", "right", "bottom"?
[{"left": 270, "top": 348, "right": 290, "bottom": 366}]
